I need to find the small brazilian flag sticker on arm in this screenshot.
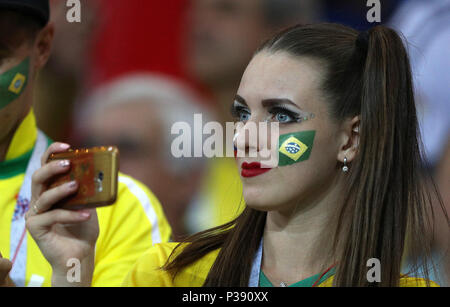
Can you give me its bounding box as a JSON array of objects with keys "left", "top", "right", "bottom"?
[{"left": 278, "top": 130, "right": 316, "bottom": 166}]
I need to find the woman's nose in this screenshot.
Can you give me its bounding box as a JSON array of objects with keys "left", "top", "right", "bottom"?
[{"left": 234, "top": 120, "right": 277, "bottom": 158}]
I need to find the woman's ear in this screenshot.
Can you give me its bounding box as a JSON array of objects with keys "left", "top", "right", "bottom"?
[
  {"left": 32, "top": 23, "right": 54, "bottom": 70},
  {"left": 337, "top": 115, "right": 360, "bottom": 163}
]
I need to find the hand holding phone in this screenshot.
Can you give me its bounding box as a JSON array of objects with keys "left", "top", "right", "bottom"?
[
  {"left": 24, "top": 143, "right": 111, "bottom": 286},
  {"left": 46, "top": 146, "right": 119, "bottom": 210}
]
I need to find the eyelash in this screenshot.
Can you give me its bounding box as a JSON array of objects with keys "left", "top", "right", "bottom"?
[
  {"left": 230, "top": 104, "right": 249, "bottom": 120},
  {"left": 230, "top": 105, "right": 303, "bottom": 124},
  {"left": 268, "top": 106, "right": 302, "bottom": 123}
]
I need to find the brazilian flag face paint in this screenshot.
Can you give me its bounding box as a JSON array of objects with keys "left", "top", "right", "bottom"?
[
  {"left": 0, "top": 57, "right": 30, "bottom": 110},
  {"left": 278, "top": 130, "right": 316, "bottom": 166}
]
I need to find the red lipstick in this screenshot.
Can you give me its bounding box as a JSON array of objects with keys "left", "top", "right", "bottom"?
[{"left": 241, "top": 162, "right": 272, "bottom": 178}]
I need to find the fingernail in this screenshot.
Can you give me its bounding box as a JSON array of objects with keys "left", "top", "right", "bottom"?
[
  {"left": 80, "top": 211, "right": 90, "bottom": 218},
  {"left": 60, "top": 143, "right": 70, "bottom": 150},
  {"left": 67, "top": 181, "right": 77, "bottom": 188},
  {"left": 59, "top": 160, "right": 70, "bottom": 168}
]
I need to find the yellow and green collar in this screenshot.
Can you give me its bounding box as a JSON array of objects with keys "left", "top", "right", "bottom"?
[
  {"left": 259, "top": 268, "right": 336, "bottom": 287},
  {"left": 0, "top": 110, "right": 44, "bottom": 179}
]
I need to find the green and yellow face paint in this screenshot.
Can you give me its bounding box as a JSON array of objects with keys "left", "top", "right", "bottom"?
[
  {"left": 0, "top": 57, "right": 30, "bottom": 110},
  {"left": 278, "top": 130, "right": 316, "bottom": 166}
]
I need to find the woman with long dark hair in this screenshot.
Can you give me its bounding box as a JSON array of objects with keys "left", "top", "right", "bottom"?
[{"left": 26, "top": 23, "right": 448, "bottom": 287}]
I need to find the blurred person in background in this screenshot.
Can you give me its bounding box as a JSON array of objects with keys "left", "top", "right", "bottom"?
[
  {"left": 184, "top": 0, "right": 323, "bottom": 231},
  {"left": 77, "top": 74, "right": 209, "bottom": 240},
  {"left": 34, "top": 0, "right": 100, "bottom": 141},
  {"left": 0, "top": 0, "right": 171, "bottom": 287},
  {"left": 186, "top": 0, "right": 323, "bottom": 123},
  {"left": 388, "top": 0, "right": 450, "bottom": 286}
]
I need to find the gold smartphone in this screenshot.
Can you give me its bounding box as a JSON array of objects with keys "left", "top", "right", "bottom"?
[{"left": 47, "top": 146, "right": 119, "bottom": 210}]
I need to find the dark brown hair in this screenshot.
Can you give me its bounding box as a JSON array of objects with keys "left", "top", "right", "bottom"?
[
  {"left": 0, "top": 9, "right": 41, "bottom": 58},
  {"left": 164, "top": 23, "right": 448, "bottom": 287}
]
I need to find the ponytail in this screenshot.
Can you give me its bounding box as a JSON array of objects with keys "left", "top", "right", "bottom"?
[{"left": 334, "top": 26, "right": 441, "bottom": 286}]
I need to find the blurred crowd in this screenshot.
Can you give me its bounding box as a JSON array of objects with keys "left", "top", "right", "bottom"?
[{"left": 33, "top": 0, "right": 448, "bottom": 280}]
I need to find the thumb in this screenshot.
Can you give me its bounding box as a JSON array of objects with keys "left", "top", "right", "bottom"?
[{"left": 0, "top": 258, "right": 13, "bottom": 282}]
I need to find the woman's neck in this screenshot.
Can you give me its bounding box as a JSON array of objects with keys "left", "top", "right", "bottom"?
[{"left": 261, "top": 177, "right": 344, "bottom": 286}]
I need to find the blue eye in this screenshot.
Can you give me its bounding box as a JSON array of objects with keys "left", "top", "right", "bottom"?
[
  {"left": 230, "top": 101, "right": 251, "bottom": 123},
  {"left": 275, "top": 113, "right": 292, "bottom": 123},
  {"left": 239, "top": 111, "right": 251, "bottom": 122},
  {"left": 269, "top": 106, "right": 301, "bottom": 124}
]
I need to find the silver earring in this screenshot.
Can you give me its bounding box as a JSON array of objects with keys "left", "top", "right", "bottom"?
[{"left": 342, "top": 157, "right": 349, "bottom": 173}]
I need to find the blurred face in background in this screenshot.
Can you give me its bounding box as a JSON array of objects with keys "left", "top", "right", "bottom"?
[
  {"left": 186, "top": 0, "right": 271, "bottom": 88},
  {"left": 48, "top": 0, "right": 99, "bottom": 78},
  {"left": 84, "top": 100, "right": 203, "bottom": 237},
  {"left": 86, "top": 101, "right": 163, "bottom": 188}
]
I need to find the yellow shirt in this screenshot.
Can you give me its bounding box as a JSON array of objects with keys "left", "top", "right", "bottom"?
[
  {"left": 0, "top": 111, "right": 172, "bottom": 286},
  {"left": 123, "top": 242, "right": 439, "bottom": 287},
  {"left": 189, "top": 157, "right": 245, "bottom": 232}
]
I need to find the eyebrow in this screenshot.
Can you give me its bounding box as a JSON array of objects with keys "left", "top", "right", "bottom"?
[
  {"left": 234, "top": 95, "right": 302, "bottom": 110},
  {"left": 261, "top": 98, "right": 302, "bottom": 110},
  {"left": 234, "top": 95, "right": 248, "bottom": 106}
]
